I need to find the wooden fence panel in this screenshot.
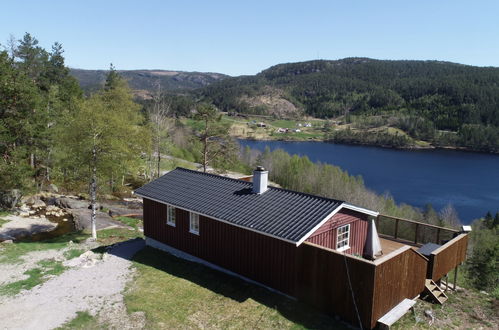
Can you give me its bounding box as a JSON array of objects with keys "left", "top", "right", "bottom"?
[
  {"left": 371, "top": 247, "right": 427, "bottom": 326},
  {"left": 296, "top": 243, "right": 429, "bottom": 329},
  {"left": 296, "top": 242, "right": 376, "bottom": 329},
  {"left": 429, "top": 234, "right": 469, "bottom": 281}
]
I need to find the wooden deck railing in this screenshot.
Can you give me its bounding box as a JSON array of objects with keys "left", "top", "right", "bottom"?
[
  {"left": 428, "top": 234, "right": 468, "bottom": 281},
  {"left": 376, "top": 214, "right": 460, "bottom": 246},
  {"left": 297, "top": 242, "right": 428, "bottom": 329}
]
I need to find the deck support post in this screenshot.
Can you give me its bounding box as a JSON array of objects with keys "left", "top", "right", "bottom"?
[
  {"left": 414, "top": 223, "right": 419, "bottom": 244},
  {"left": 436, "top": 228, "right": 441, "bottom": 244},
  {"left": 453, "top": 266, "right": 458, "bottom": 291},
  {"left": 394, "top": 219, "right": 399, "bottom": 239}
]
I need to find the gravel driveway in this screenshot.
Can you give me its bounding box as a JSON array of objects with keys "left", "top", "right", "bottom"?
[{"left": 0, "top": 238, "right": 145, "bottom": 330}]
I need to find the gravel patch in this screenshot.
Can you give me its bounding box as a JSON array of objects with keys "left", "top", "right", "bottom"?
[
  {"left": 0, "top": 239, "right": 145, "bottom": 330},
  {"left": 0, "top": 249, "right": 66, "bottom": 286}
]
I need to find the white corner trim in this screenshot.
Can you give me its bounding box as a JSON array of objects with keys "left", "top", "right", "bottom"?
[
  {"left": 295, "top": 203, "right": 345, "bottom": 246},
  {"left": 342, "top": 203, "right": 379, "bottom": 217}
]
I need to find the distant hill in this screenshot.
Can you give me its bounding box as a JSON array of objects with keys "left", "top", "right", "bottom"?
[
  {"left": 199, "top": 58, "right": 499, "bottom": 151},
  {"left": 70, "top": 68, "right": 228, "bottom": 96},
  {"left": 201, "top": 58, "right": 499, "bottom": 125}
]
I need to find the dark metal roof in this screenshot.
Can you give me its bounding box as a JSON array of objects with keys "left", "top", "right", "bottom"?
[{"left": 134, "top": 167, "right": 345, "bottom": 244}]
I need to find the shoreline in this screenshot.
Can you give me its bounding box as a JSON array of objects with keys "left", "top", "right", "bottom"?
[{"left": 236, "top": 135, "right": 499, "bottom": 155}]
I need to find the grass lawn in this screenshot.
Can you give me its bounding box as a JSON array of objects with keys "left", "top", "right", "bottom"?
[
  {"left": 115, "top": 216, "right": 142, "bottom": 230},
  {"left": 125, "top": 246, "right": 348, "bottom": 329},
  {"left": 159, "top": 157, "right": 198, "bottom": 172},
  {"left": 0, "top": 231, "right": 89, "bottom": 264},
  {"left": 0, "top": 218, "right": 8, "bottom": 227}
]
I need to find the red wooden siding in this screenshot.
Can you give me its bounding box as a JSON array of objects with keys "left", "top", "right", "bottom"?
[
  {"left": 143, "top": 198, "right": 297, "bottom": 296},
  {"left": 306, "top": 209, "right": 369, "bottom": 255}
]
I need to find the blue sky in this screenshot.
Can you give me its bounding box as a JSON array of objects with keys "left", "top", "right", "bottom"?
[{"left": 1, "top": 0, "right": 498, "bottom": 75}]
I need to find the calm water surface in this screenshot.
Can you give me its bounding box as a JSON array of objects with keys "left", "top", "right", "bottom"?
[{"left": 239, "top": 140, "right": 499, "bottom": 224}]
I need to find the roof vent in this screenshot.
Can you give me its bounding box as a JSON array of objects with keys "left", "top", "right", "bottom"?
[{"left": 252, "top": 166, "right": 268, "bottom": 194}]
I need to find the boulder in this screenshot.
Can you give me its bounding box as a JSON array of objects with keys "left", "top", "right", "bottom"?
[
  {"left": 47, "top": 183, "right": 59, "bottom": 193},
  {"left": 46, "top": 205, "right": 61, "bottom": 212},
  {"left": 64, "top": 250, "right": 101, "bottom": 268},
  {"left": 32, "top": 200, "right": 46, "bottom": 209},
  {"left": 68, "top": 208, "right": 123, "bottom": 231},
  {"left": 0, "top": 189, "right": 22, "bottom": 209},
  {"left": 56, "top": 197, "right": 88, "bottom": 209},
  {"left": 0, "top": 233, "right": 15, "bottom": 242}
]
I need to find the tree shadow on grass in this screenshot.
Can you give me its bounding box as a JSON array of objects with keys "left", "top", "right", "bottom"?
[{"left": 109, "top": 239, "right": 351, "bottom": 330}]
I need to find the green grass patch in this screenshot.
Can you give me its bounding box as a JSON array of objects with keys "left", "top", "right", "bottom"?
[
  {"left": 183, "top": 118, "right": 205, "bottom": 131},
  {"left": 116, "top": 216, "right": 142, "bottom": 229},
  {"left": 0, "top": 218, "right": 9, "bottom": 227},
  {"left": 56, "top": 311, "right": 101, "bottom": 330},
  {"left": 160, "top": 157, "right": 198, "bottom": 172},
  {"left": 97, "top": 227, "right": 143, "bottom": 246},
  {"left": 0, "top": 231, "right": 89, "bottom": 264},
  {"left": 0, "top": 210, "right": 11, "bottom": 217},
  {"left": 63, "top": 248, "right": 85, "bottom": 260},
  {"left": 125, "top": 247, "right": 347, "bottom": 329},
  {"left": 0, "top": 259, "right": 66, "bottom": 296},
  {"left": 269, "top": 119, "right": 299, "bottom": 129}
]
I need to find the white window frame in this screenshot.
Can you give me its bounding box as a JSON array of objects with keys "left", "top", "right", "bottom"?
[
  {"left": 189, "top": 212, "right": 200, "bottom": 235},
  {"left": 167, "top": 205, "right": 176, "bottom": 227},
  {"left": 336, "top": 224, "right": 350, "bottom": 252}
]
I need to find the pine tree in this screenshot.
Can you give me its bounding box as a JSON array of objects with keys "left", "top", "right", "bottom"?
[{"left": 193, "top": 103, "right": 234, "bottom": 172}]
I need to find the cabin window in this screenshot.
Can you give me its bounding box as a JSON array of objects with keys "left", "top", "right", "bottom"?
[
  {"left": 167, "top": 205, "right": 176, "bottom": 226},
  {"left": 336, "top": 224, "right": 350, "bottom": 251},
  {"left": 189, "top": 212, "right": 200, "bottom": 235}
]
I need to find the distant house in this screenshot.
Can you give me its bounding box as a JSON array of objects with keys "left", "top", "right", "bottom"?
[
  {"left": 276, "top": 127, "right": 287, "bottom": 133},
  {"left": 293, "top": 128, "right": 301, "bottom": 133},
  {"left": 256, "top": 122, "right": 266, "bottom": 127},
  {"left": 304, "top": 122, "right": 312, "bottom": 127},
  {"left": 134, "top": 167, "right": 469, "bottom": 329}
]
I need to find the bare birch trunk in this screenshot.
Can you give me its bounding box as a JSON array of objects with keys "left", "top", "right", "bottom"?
[
  {"left": 157, "top": 148, "right": 161, "bottom": 178},
  {"left": 203, "top": 135, "right": 208, "bottom": 173},
  {"left": 90, "top": 143, "right": 97, "bottom": 239}
]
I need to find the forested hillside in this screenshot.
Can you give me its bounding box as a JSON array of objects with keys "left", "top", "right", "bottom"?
[
  {"left": 71, "top": 68, "right": 227, "bottom": 94},
  {"left": 200, "top": 58, "right": 499, "bottom": 152}
]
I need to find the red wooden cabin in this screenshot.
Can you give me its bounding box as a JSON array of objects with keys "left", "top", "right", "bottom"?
[{"left": 134, "top": 167, "right": 468, "bottom": 329}]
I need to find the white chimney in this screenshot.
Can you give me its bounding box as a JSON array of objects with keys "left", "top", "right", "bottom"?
[{"left": 252, "top": 166, "right": 268, "bottom": 194}]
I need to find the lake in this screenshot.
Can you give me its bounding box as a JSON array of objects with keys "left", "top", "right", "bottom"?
[{"left": 239, "top": 140, "right": 499, "bottom": 224}]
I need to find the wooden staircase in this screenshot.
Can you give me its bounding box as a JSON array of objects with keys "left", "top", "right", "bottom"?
[{"left": 425, "top": 279, "right": 448, "bottom": 304}]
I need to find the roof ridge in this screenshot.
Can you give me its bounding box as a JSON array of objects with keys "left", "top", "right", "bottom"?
[{"left": 173, "top": 167, "right": 344, "bottom": 204}]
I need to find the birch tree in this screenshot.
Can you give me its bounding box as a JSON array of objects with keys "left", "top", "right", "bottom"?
[
  {"left": 148, "top": 83, "right": 171, "bottom": 179},
  {"left": 57, "top": 70, "right": 147, "bottom": 238}
]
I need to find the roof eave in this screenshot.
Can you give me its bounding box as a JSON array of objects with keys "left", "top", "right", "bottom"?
[{"left": 133, "top": 191, "right": 300, "bottom": 246}]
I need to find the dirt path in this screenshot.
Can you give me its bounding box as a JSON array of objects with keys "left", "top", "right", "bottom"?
[{"left": 0, "top": 239, "right": 145, "bottom": 330}]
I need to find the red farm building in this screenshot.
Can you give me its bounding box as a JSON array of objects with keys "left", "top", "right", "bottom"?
[{"left": 134, "top": 167, "right": 469, "bottom": 329}]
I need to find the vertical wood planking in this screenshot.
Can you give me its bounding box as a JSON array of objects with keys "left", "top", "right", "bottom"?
[
  {"left": 429, "top": 234, "right": 469, "bottom": 281},
  {"left": 143, "top": 198, "right": 298, "bottom": 296},
  {"left": 306, "top": 209, "right": 369, "bottom": 255}
]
